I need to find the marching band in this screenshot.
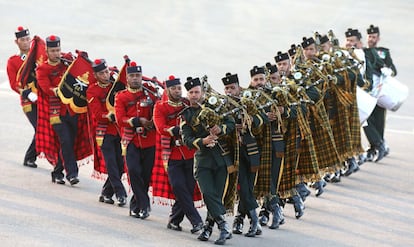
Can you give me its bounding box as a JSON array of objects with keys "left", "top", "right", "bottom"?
[{"left": 6, "top": 24, "right": 406, "bottom": 245}]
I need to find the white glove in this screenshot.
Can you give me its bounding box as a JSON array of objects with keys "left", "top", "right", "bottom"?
[
  {"left": 381, "top": 67, "right": 393, "bottom": 77},
  {"left": 27, "top": 92, "right": 38, "bottom": 102}
]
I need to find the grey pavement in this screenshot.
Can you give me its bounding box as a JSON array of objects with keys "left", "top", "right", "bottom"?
[{"left": 1, "top": 1, "right": 414, "bottom": 246}]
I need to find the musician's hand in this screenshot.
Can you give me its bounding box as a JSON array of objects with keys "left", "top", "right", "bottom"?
[
  {"left": 209, "top": 125, "right": 222, "bottom": 136},
  {"left": 139, "top": 118, "right": 153, "bottom": 129},
  {"left": 202, "top": 134, "right": 218, "bottom": 146},
  {"left": 278, "top": 106, "right": 284, "bottom": 114},
  {"left": 21, "top": 88, "right": 32, "bottom": 99},
  {"left": 27, "top": 92, "right": 38, "bottom": 102},
  {"left": 267, "top": 111, "right": 277, "bottom": 121}
]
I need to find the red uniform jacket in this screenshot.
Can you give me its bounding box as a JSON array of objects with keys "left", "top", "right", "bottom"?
[
  {"left": 114, "top": 85, "right": 157, "bottom": 149},
  {"left": 7, "top": 54, "right": 24, "bottom": 94},
  {"left": 36, "top": 60, "right": 75, "bottom": 116},
  {"left": 153, "top": 99, "right": 195, "bottom": 160},
  {"left": 86, "top": 81, "right": 118, "bottom": 136},
  {"left": 7, "top": 54, "right": 36, "bottom": 111}
]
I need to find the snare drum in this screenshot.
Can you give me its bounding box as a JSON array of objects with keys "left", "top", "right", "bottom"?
[
  {"left": 376, "top": 76, "right": 409, "bottom": 112},
  {"left": 357, "top": 86, "right": 377, "bottom": 124}
]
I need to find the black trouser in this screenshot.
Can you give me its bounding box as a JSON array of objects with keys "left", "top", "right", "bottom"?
[
  {"left": 101, "top": 134, "right": 126, "bottom": 199},
  {"left": 237, "top": 147, "right": 258, "bottom": 215},
  {"left": 23, "top": 106, "right": 38, "bottom": 164},
  {"left": 195, "top": 164, "right": 227, "bottom": 218},
  {"left": 168, "top": 158, "right": 202, "bottom": 226},
  {"left": 363, "top": 105, "right": 386, "bottom": 147},
  {"left": 126, "top": 144, "right": 155, "bottom": 213},
  {"left": 52, "top": 113, "right": 78, "bottom": 180}
]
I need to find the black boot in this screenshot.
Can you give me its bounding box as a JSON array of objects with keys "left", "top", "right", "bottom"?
[
  {"left": 258, "top": 206, "right": 269, "bottom": 226},
  {"left": 375, "top": 142, "right": 386, "bottom": 162},
  {"left": 296, "top": 183, "right": 310, "bottom": 202},
  {"left": 269, "top": 203, "right": 283, "bottom": 229},
  {"left": 245, "top": 209, "right": 258, "bottom": 237},
  {"left": 214, "top": 215, "right": 232, "bottom": 245},
  {"left": 232, "top": 213, "right": 244, "bottom": 234},
  {"left": 344, "top": 157, "right": 359, "bottom": 176},
  {"left": 292, "top": 195, "right": 304, "bottom": 219},
  {"left": 198, "top": 215, "right": 214, "bottom": 241},
  {"left": 315, "top": 180, "right": 325, "bottom": 197}
]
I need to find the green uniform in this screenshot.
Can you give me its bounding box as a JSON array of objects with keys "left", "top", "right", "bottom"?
[{"left": 181, "top": 106, "right": 235, "bottom": 218}]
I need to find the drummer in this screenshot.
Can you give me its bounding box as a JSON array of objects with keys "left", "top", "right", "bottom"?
[{"left": 362, "top": 25, "right": 396, "bottom": 162}]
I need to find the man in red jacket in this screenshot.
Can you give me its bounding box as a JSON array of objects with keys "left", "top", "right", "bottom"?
[
  {"left": 153, "top": 75, "right": 203, "bottom": 233},
  {"left": 6, "top": 26, "right": 38, "bottom": 168},
  {"left": 87, "top": 59, "right": 127, "bottom": 206},
  {"left": 36, "top": 35, "right": 91, "bottom": 185},
  {"left": 115, "top": 62, "right": 157, "bottom": 219}
]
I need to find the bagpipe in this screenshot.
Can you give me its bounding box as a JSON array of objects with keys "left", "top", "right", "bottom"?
[
  {"left": 106, "top": 55, "right": 165, "bottom": 113},
  {"left": 57, "top": 50, "right": 94, "bottom": 114}
]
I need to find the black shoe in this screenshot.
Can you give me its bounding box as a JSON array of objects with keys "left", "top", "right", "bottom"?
[
  {"left": 99, "top": 195, "right": 115, "bottom": 204},
  {"left": 191, "top": 222, "right": 204, "bottom": 234},
  {"left": 129, "top": 209, "right": 140, "bottom": 218},
  {"left": 51, "top": 173, "right": 65, "bottom": 185},
  {"left": 23, "top": 161, "right": 37, "bottom": 168},
  {"left": 198, "top": 225, "right": 213, "bottom": 241},
  {"left": 292, "top": 195, "right": 304, "bottom": 219},
  {"left": 375, "top": 143, "right": 386, "bottom": 163},
  {"left": 214, "top": 216, "right": 232, "bottom": 245},
  {"left": 258, "top": 208, "right": 269, "bottom": 226},
  {"left": 330, "top": 173, "right": 341, "bottom": 183},
  {"left": 255, "top": 224, "right": 262, "bottom": 235},
  {"left": 315, "top": 181, "right": 325, "bottom": 197},
  {"left": 69, "top": 177, "right": 79, "bottom": 185},
  {"left": 366, "top": 148, "right": 376, "bottom": 162},
  {"left": 245, "top": 209, "right": 258, "bottom": 237},
  {"left": 116, "top": 196, "right": 126, "bottom": 207},
  {"left": 167, "top": 222, "right": 182, "bottom": 231},
  {"left": 232, "top": 216, "right": 244, "bottom": 234},
  {"left": 139, "top": 208, "right": 150, "bottom": 219},
  {"left": 344, "top": 158, "right": 359, "bottom": 176}
]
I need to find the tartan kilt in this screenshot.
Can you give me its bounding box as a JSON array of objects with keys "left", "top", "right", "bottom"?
[
  {"left": 349, "top": 88, "right": 364, "bottom": 155},
  {"left": 151, "top": 133, "right": 203, "bottom": 206},
  {"left": 223, "top": 171, "right": 238, "bottom": 215},
  {"left": 278, "top": 120, "right": 299, "bottom": 199},
  {"left": 325, "top": 92, "right": 353, "bottom": 161},
  {"left": 254, "top": 124, "right": 272, "bottom": 198},
  {"left": 309, "top": 101, "right": 341, "bottom": 173},
  {"left": 296, "top": 135, "right": 321, "bottom": 183}
]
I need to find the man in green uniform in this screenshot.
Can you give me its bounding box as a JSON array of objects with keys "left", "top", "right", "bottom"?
[{"left": 181, "top": 77, "right": 235, "bottom": 245}]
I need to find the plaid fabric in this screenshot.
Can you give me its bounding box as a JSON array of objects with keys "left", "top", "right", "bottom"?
[
  {"left": 89, "top": 115, "right": 107, "bottom": 179},
  {"left": 326, "top": 86, "right": 353, "bottom": 161},
  {"left": 254, "top": 123, "right": 272, "bottom": 197},
  {"left": 36, "top": 86, "right": 92, "bottom": 166},
  {"left": 223, "top": 171, "right": 238, "bottom": 215},
  {"left": 36, "top": 88, "right": 60, "bottom": 165},
  {"left": 296, "top": 105, "right": 321, "bottom": 183},
  {"left": 278, "top": 119, "right": 299, "bottom": 199},
  {"left": 151, "top": 132, "right": 203, "bottom": 206},
  {"left": 309, "top": 100, "right": 341, "bottom": 173},
  {"left": 348, "top": 72, "right": 364, "bottom": 155}
]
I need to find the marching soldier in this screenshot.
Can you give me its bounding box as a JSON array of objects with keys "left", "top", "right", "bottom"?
[
  {"left": 246, "top": 65, "right": 286, "bottom": 228},
  {"left": 153, "top": 75, "right": 203, "bottom": 233},
  {"left": 87, "top": 59, "right": 127, "bottom": 206},
  {"left": 6, "top": 26, "right": 38, "bottom": 168},
  {"left": 114, "top": 61, "right": 157, "bottom": 219},
  {"left": 37, "top": 35, "right": 91, "bottom": 185},
  {"left": 222, "top": 72, "right": 266, "bottom": 236},
  {"left": 363, "top": 24, "right": 396, "bottom": 161},
  {"left": 181, "top": 77, "right": 235, "bottom": 245}
]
